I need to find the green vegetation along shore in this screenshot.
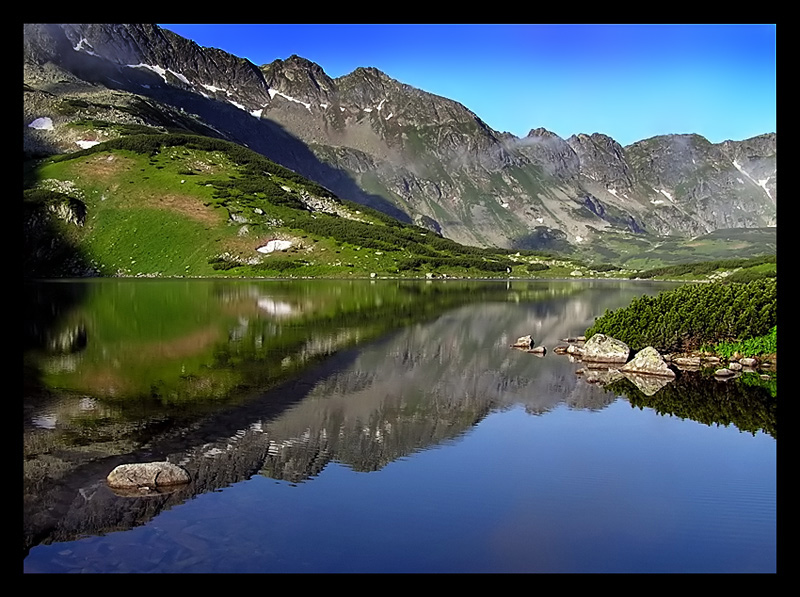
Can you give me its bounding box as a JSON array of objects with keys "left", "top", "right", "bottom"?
[{"left": 585, "top": 278, "right": 777, "bottom": 358}]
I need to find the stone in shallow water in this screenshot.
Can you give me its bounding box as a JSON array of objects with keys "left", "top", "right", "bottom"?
[
  {"left": 620, "top": 346, "right": 676, "bottom": 378},
  {"left": 107, "top": 462, "right": 190, "bottom": 489},
  {"left": 511, "top": 335, "right": 533, "bottom": 349},
  {"left": 581, "top": 334, "right": 630, "bottom": 363}
]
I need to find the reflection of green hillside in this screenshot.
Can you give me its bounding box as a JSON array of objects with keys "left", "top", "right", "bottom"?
[
  {"left": 25, "top": 280, "right": 518, "bottom": 413},
  {"left": 605, "top": 371, "right": 776, "bottom": 438}
]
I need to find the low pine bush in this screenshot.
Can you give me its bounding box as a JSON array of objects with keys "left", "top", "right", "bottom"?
[{"left": 585, "top": 279, "right": 777, "bottom": 353}]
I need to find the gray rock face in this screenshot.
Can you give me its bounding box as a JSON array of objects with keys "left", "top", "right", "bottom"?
[
  {"left": 620, "top": 346, "right": 676, "bottom": 377},
  {"left": 512, "top": 127, "right": 581, "bottom": 180},
  {"left": 567, "top": 132, "right": 635, "bottom": 193},
  {"left": 581, "top": 334, "right": 630, "bottom": 363},
  {"left": 106, "top": 462, "right": 190, "bottom": 489}
]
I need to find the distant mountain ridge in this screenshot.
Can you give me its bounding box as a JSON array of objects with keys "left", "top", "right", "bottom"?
[{"left": 23, "top": 23, "right": 776, "bottom": 254}]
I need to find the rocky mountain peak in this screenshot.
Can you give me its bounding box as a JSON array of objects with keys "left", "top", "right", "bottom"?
[
  {"left": 507, "top": 128, "right": 580, "bottom": 180},
  {"left": 343, "top": 66, "right": 391, "bottom": 82},
  {"left": 567, "top": 132, "right": 633, "bottom": 190},
  {"left": 24, "top": 23, "right": 272, "bottom": 111},
  {"left": 527, "top": 127, "right": 560, "bottom": 139},
  {"left": 261, "top": 55, "right": 337, "bottom": 104}
]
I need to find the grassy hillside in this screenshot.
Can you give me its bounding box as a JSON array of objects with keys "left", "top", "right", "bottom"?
[
  {"left": 23, "top": 128, "right": 777, "bottom": 279},
  {"left": 634, "top": 254, "right": 776, "bottom": 282},
  {"left": 24, "top": 131, "right": 580, "bottom": 279}
]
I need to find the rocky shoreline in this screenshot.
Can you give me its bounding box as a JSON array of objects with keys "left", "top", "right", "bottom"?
[{"left": 511, "top": 333, "right": 775, "bottom": 396}]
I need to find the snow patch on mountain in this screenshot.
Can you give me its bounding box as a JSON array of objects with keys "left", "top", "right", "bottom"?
[
  {"left": 268, "top": 89, "right": 311, "bottom": 112},
  {"left": 257, "top": 239, "right": 293, "bottom": 253},
  {"left": 29, "top": 117, "right": 54, "bottom": 130},
  {"left": 202, "top": 83, "right": 227, "bottom": 94},
  {"left": 128, "top": 63, "right": 191, "bottom": 86},
  {"left": 758, "top": 178, "right": 773, "bottom": 200},
  {"left": 733, "top": 159, "right": 774, "bottom": 201},
  {"left": 73, "top": 37, "right": 99, "bottom": 57}
]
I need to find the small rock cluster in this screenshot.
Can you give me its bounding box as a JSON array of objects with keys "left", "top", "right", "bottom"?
[{"left": 511, "top": 332, "right": 774, "bottom": 396}]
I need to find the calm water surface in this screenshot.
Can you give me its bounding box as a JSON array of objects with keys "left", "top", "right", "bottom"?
[{"left": 23, "top": 279, "right": 777, "bottom": 573}]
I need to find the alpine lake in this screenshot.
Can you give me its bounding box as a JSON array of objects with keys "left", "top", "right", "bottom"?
[{"left": 23, "top": 278, "right": 777, "bottom": 573}]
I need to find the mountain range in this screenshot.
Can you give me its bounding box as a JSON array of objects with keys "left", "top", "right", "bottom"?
[{"left": 23, "top": 23, "right": 776, "bottom": 259}]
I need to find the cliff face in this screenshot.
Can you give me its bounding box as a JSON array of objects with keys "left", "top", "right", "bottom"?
[{"left": 24, "top": 24, "right": 776, "bottom": 251}]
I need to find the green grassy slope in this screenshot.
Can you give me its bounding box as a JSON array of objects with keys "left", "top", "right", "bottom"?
[{"left": 24, "top": 132, "right": 570, "bottom": 279}]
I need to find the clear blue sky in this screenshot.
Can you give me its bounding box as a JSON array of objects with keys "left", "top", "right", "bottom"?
[{"left": 158, "top": 24, "right": 776, "bottom": 147}]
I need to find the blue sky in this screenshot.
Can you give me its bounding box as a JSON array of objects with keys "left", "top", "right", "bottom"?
[{"left": 158, "top": 24, "right": 776, "bottom": 147}]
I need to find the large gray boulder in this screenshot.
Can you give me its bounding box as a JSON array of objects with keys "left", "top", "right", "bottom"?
[
  {"left": 620, "top": 346, "right": 676, "bottom": 378},
  {"left": 107, "top": 462, "right": 191, "bottom": 489},
  {"left": 581, "top": 334, "right": 630, "bottom": 363}
]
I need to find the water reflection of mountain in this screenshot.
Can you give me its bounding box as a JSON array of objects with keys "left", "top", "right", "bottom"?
[{"left": 24, "top": 280, "right": 684, "bottom": 553}]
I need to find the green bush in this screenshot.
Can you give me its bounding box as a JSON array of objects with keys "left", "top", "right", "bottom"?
[
  {"left": 585, "top": 279, "right": 777, "bottom": 352},
  {"left": 712, "top": 326, "right": 777, "bottom": 359}
]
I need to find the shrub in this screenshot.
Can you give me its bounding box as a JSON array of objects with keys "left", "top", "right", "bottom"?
[{"left": 585, "top": 279, "right": 777, "bottom": 352}]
